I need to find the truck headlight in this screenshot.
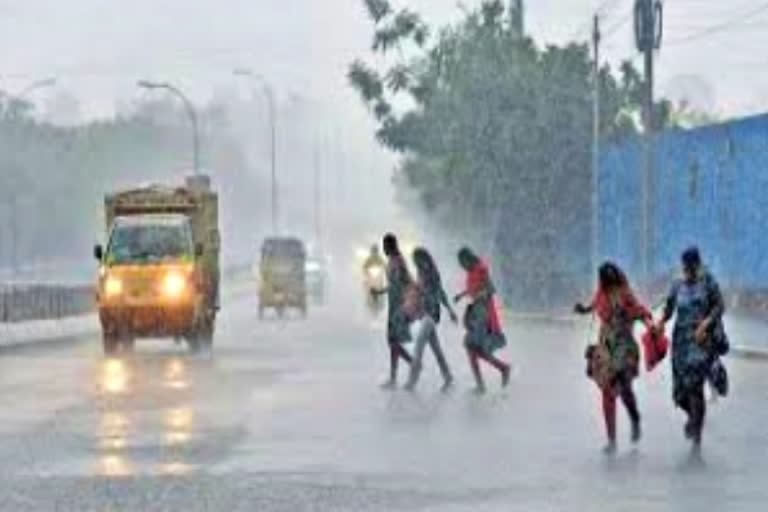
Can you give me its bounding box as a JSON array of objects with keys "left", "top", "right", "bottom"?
[
  {"left": 162, "top": 272, "right": 187, "bottom": 298},
  {"left": 104, "top": 276, "right": 123, "bottom": 297}
]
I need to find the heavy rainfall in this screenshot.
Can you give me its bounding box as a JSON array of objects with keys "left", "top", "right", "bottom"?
[{"left": 0, "top": 0, "right": 767, "bottom": 510}]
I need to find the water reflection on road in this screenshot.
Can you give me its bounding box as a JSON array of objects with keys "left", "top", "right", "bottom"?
[{"left": 94, "top": 352, "right": 203, "bottom": 477}]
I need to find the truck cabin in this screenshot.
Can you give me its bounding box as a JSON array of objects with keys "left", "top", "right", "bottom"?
[{"left": 99, "top": 214, "right": 198, "bottom": 265}]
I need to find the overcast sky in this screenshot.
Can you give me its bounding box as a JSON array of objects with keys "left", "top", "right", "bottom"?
[{"left": 0, "top": 0, "right": 766, "bottom": 119}]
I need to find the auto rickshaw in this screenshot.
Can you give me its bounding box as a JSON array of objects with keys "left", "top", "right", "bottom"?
[{"left": 258, "top": 237, "right": 307, "bottom": 318}]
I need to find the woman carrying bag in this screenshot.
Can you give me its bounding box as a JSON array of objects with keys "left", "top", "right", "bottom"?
[
  {"left": 575, "top": 262, "right": 654, "bottom": 454},
  {"left": 455, "top": 247, "right": 511, "bottom": 394},
  {"left": 655, "top": 246, "right": 729, "bottom": 451}
]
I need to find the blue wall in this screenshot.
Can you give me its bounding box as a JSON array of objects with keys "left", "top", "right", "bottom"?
[{"left": 598, "top": 113, "right": 768, "bottom": 290}]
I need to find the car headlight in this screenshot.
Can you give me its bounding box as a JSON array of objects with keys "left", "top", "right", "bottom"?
[
  {"left": 104, "top": 276, "right": 123, "bottom": 297},
  {"left": 162, "top": 272, "right": 188, "bottom": 298}
]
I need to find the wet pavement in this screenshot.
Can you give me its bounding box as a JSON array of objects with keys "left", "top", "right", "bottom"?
[{"left": 0, "top": 290, "right": 767, "bottom": 511}]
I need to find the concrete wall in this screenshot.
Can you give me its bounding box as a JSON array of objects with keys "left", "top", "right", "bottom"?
[{"left": 599, "top": 112, "right": 768, "bottom": 295}]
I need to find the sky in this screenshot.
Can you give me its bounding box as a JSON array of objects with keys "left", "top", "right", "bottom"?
[{"left": 0, "top": 0, "right": 766, "bottom": 119}]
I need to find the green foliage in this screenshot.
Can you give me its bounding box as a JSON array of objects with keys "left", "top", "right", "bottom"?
[{"left": 349, "top": 0, "right": 677, "bottom": 308}]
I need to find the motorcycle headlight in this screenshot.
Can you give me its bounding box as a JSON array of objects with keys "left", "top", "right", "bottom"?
[
  {"left": 104, "top": 276, "right": 123, "bottom": 297},
  {"left": 162, "top": 272, "right": 187, "bottom": 298},
  {"left": 367, "top": 266, "right": 383, "bottom": 279}
]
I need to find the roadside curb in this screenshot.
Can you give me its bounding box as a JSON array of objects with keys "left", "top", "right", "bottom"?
[
  {"left": 0, "top": 276, "right": 253, "bottom": 353},
  {"left": 504, "top": 310, "right": 768, "bottom": 362},
  {"left": 729, "top": 346, "right": 768, "bottom": 361},
  {"left": 503, "top": 311, "right": 579, "bottom": 326},
  {"left": 0, "top": 332, "right": 95, "bottom": 353}
]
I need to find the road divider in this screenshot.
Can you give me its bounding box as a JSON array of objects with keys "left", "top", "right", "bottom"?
[
  {"left": 0, "top": 284, "right": 94, "bottom": 323},
  {"left": 0, "top": 267, "right": 255, "bottom": 350}
]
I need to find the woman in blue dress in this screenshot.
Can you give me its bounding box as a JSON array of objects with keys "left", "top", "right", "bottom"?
[{"left": 656, "top": 247, "right": 726, "bottom": 450}]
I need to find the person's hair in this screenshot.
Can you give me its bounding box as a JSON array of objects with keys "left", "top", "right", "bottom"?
[
  {"left": 382, "top": 233, "right": 399, "bottom": 257},
  {"left": 681, "top": 246, "right": 702, "bottom": 272},
  {"left": 413, "top": 247, "right": 440, "bottom": 283},
  {"left": 457, "top": 246, "right": 479, "bottom": 270},
  {"left": 598, "top": 261, "right": 628, "bottom": 291}
]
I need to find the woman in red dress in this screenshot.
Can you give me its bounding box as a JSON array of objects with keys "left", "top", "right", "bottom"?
[
  {"left": 455, "top": 247, "right": 510, "bottom": 394},
  {"left": 575, "top": 262, "right": 653, "bottom": 454}
]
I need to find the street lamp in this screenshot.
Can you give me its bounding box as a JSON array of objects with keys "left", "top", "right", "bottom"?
[
  {"left": 233, "top": 69, "right": 278, "bottom": 234},
  {"left": 16, "top": 77, "right": 57, "bottom": 99},
  {"left": 137, "top": 80, "right": 200, "bottom": 174}
]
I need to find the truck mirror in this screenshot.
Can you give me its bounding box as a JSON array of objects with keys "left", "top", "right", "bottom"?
[
  {"left": 195, "top": 243, "right": 204, "bottom": 257},
  {"left": 94, "top": 244, "right": 103, "bottom": 261}
]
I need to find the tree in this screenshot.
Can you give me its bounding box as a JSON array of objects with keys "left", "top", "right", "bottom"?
[{"left": 349, "top": 0, "right": 675, "bottom": 309}]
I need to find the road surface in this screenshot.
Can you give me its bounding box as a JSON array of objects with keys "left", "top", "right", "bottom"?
[{"left": 0, "top": 286, "right": 766, "bottom": 511}]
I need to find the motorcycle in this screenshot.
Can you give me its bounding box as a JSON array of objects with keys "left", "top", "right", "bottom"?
[{"left": 363, "top": 264, "right": 386, "bottom": 316}]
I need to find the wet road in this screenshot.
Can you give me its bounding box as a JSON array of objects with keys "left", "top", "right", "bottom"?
[{"left": 0, "top": 289, "right": 767, "bottom": 511}]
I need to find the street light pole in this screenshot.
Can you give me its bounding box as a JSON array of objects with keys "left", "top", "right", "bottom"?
[
  {"left": 137, "top": 80, "right": 200, "bottom": 174},
  {"left": 16, "top": 77, "right": 57, "bottom": 100},
  {"left": 233, "top": 69, "right": 278, "bottom": 234}
]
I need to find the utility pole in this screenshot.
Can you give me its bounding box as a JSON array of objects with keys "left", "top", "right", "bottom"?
[
  {"left": 591, "top": 14, "right": 601, "bottom": 276},
  {"left": 634, "top": 0, "right": 663, "bottom": 292},
  {"left": 510, "top": 0, "right": 525, "bottom": 36},
  {"left": 232, "top": 69, "right": 278, "bottom": 234},
  {"left": 313, "top": 142, "right": 321, "bottom": 251},
  {"left": 269, "top": 91, "right": 278, "bottom": 235},
  {"left": 9, "top": 195, "right": 18, "bottom": 278}
]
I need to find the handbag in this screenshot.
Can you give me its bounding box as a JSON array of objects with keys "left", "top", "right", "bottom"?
[
  {"left": 709, "top": 358, "right": 729, "bottom": 397},
  {"left": 711, "top": 321, "right": 730, "bottom": 356},
  {"left": 641, "top": 329, "right": 669, "bottom": 372},
  {"left": 585, "top": 343, "right": 614, "bottom": 389}
]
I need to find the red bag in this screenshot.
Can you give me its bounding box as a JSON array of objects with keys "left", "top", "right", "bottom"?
[{"left": 641, "top": 330, "right": 669, "bottom": 372}]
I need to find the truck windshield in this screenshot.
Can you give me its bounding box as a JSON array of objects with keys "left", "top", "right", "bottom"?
[{"left": 107, "top": 222, "right": 193, "bottom": 264}]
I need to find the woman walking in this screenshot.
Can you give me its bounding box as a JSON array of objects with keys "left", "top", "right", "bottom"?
[
  {"left": 379, "top": 233, "right": 414, "bottom": 389},
  {"left": 455, "top": 247, "right": 510, "bottom": 394},
  {"left": 403, "top": 247, "right": 458, "bottom": 392},
  {"left": 575, "top": 262, "right": 653, "bottom": 454},
  {"left": 656, "top": 247, "right": 727, "bottom": 451}
]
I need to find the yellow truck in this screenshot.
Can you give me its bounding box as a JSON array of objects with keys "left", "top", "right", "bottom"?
[{"left": 94, "top": 175, "right": 220, "bottom": 354}]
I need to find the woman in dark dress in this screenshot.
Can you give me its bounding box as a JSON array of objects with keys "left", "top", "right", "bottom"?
[
  {"left": 379, "top": 233, "right": 414, "bottom": 389},
  {"left": 656, "top": 247, "right": 727, "bottom": 450}
]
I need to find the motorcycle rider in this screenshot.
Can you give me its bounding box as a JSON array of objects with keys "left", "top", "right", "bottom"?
[
  {"left": 363, "top": 244, "right": 387, "bottom": 311},
  {"left": 363, "top": 244, "right": 385, "bottom": 275}
]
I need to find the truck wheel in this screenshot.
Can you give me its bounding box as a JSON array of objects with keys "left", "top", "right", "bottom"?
[
  {"left": 121, "top": 337, "right": 135, "bottom": 353},
  {"left": 103, "top": 333, "right": 119, "bottom": 355},
  {"left": 201, "top": 319, "right": 215, "bottom": 349},
  {"left": 187, "top": 332, "right": 202, "bottom": 354}
]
